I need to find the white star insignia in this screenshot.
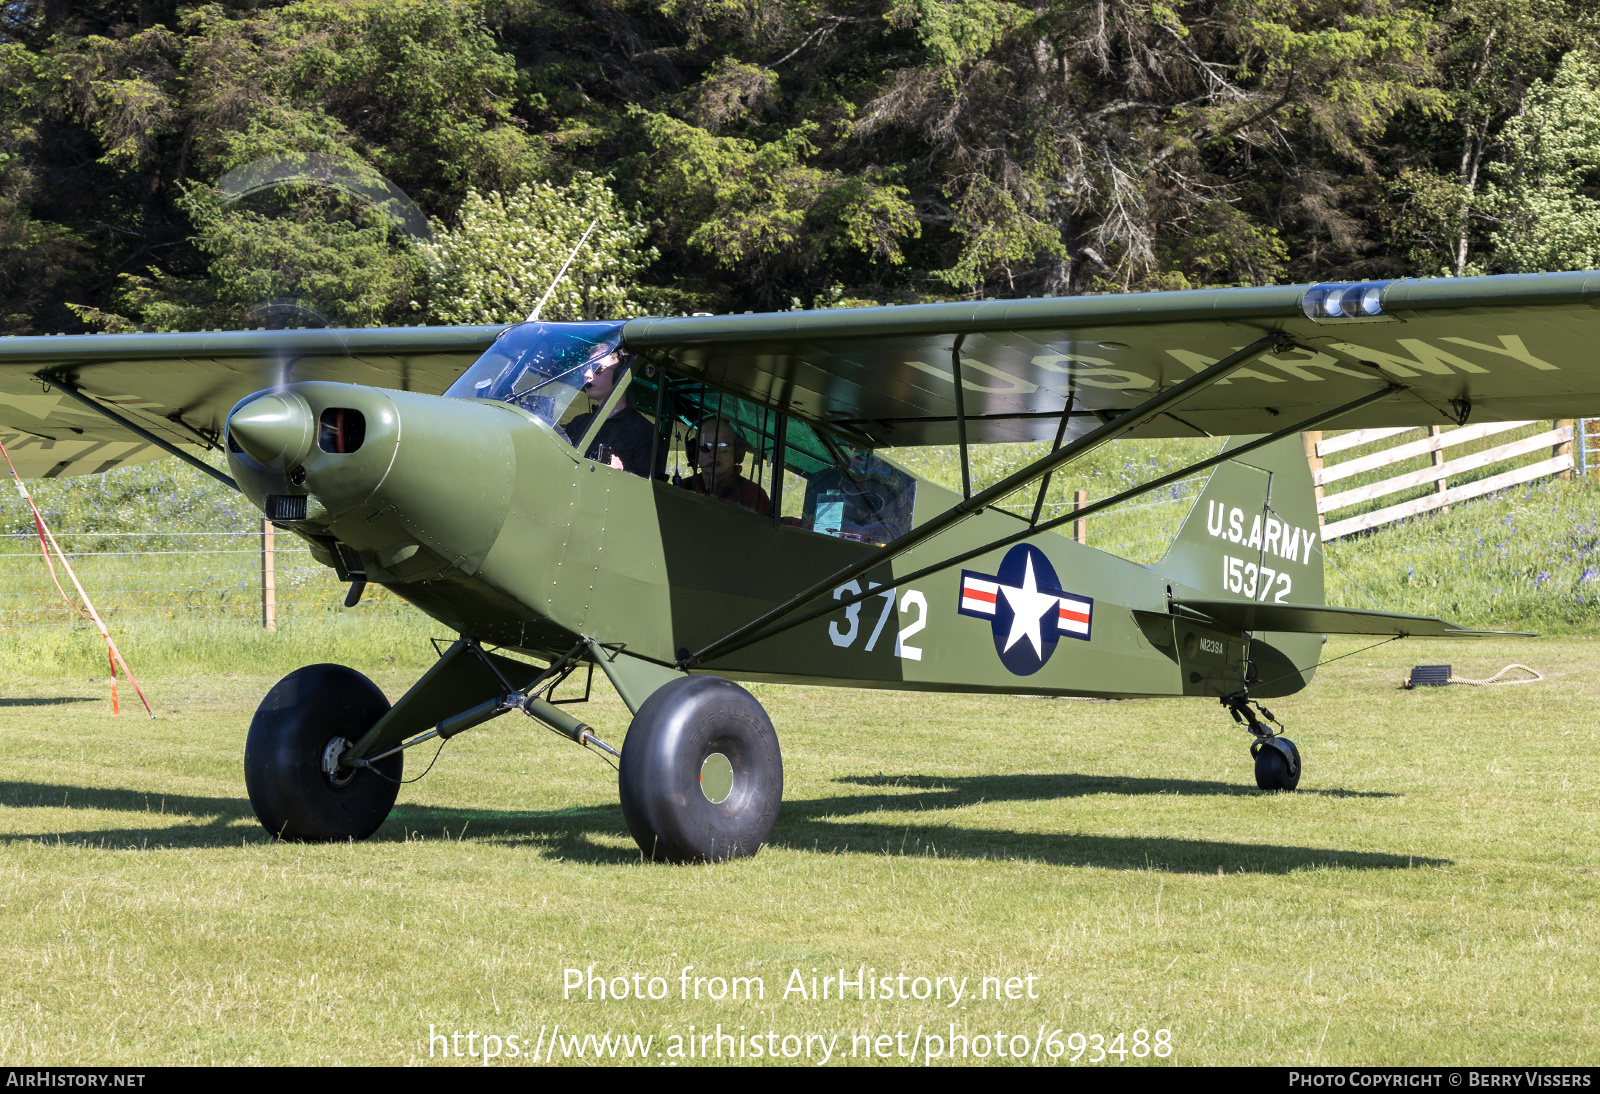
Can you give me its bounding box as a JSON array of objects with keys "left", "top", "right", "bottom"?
[{"left": 999, "top": 553, "right": 1060, "bottom": 658}]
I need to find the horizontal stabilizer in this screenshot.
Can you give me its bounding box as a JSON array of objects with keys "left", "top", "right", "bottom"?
[{"left": 1170, "top": 599, "right": 1534, "bottom": 638}]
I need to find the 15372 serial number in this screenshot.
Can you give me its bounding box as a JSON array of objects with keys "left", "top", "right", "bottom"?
[{"left": 1221, "top": 554, "right": 1291, "bottom": 602}]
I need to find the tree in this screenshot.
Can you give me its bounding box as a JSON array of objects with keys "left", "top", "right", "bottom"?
[
  {"left": 9, "top": 0, "right": 1600, "bottom": 333},
  {"left": 5, "top": 0, "right": 543, "bottom": 333},
  {"left": 1483, "top": 52, "right": 1600, "bottom": 273},
  {"left": 423, "top": 174, "right": 659, "bottom": 324},
  {"left": 0, "top": 40, "right": 91, "bottom": 333},
  {"left": 1380, "top": 0, "right": 1579, "bottom": 278},
  {"left": 70, "top": 180, "right": 427, "bottom": 331},
  {"left": 636, "top": 104, "right": 919, "bottom": 309}
]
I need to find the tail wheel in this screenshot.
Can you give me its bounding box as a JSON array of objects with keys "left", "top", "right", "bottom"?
[
  {"left": 1252, "top": 737, "right": 1302, "bottom": 791},
  {"left": 618, "top": 676, "right": 782, "bottom": 863},
  {"left": 244, "top": 664, "right": 401, "bottom": 841}
]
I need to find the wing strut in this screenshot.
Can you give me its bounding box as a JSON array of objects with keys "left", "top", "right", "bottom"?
[
  {"left": 1028, "top": 392, "right": 1075, "bottom": 525},
  {"left": 689, "top": 381, "right": 1404, "bottom": 666},
  {"left": 952, "top": 333, "right": 971, "bottom": 499},
  {"left": 683, "top": 332, "right": 1285, "bottom": 668},
  {"left": 44, "top": 378, "right": 240, "bottom": 492}
]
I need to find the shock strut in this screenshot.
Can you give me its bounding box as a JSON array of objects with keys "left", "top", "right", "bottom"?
[{"left": 1221, "top": 691, "right": 1284, "bottom": 739}]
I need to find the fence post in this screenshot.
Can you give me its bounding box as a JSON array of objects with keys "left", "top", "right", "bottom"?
[
  {"left": 1073, "top": 489, "right": 1088, "bottom": 545},
  {"left": 1302, "top": 431, "right": 1325, "bottom": 526},
  {"left": 1428, "top": 425, "right": 1449, "bottom": 508},
  {"left": 261, "top": 518, "right": 276, "bottom": 631},
  {"left": 1555, "top": 418, "right": 1574, "bottom": 480}
]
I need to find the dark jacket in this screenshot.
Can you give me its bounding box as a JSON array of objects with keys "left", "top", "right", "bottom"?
[
  {"left": 679, "top": 471, "right": 772, "bottom": 516},
  {"left": 563, "top": 407, "right": 658, "bottom": 478}
]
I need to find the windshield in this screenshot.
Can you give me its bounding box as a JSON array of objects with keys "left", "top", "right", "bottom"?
[{"left": 444, "top": 320, "right": 626, "bottom": 431}]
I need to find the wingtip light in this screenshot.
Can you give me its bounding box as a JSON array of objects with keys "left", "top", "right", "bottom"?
[{"left": 1302, "top": 281, "right": 1391, "bottom": 321}]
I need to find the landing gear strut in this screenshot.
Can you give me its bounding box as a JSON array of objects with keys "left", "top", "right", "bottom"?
[
  {"left": 244, "top": 641, "right": 784, "bottom": 861},
  {"left": 1223, "top": 693, "right": 1301, "bottom": 791}
]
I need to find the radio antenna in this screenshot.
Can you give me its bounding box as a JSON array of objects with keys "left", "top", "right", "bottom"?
[{"left": 527, "top": 218, "right": 600, "bottom": 322}]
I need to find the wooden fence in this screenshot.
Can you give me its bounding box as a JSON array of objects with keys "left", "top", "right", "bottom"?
[{"left": 1308, "top": 421, "right": 1575, "bottom": 541}]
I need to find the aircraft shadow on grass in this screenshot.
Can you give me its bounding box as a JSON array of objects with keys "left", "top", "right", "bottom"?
[
  {"left": 0, "top": 780, "right": 249, "bottom": 817},
  {"left": 0, "top": 775, "right": 1444, "bottom": 873},
  {"left": 0, "top": 696, "right": 100, "bottom": 707},
  {"left": 826, "top": 772, "right": 1396, "bottom": 808}
]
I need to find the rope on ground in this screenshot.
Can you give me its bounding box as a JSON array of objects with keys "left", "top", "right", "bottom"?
[{"left": 1450, "top": 664, "right": 1545, "bottom": 686}]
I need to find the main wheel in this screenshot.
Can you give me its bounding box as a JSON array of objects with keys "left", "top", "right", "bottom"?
[
  {"left": 618, "top": 676, "right": 782, "bottom": 863},
  {"left": 1252, "top": 737, "right": 1302, "bottom": 791},
  {"left": 244, "top": 664, "right": 402, "bottom": 841}
]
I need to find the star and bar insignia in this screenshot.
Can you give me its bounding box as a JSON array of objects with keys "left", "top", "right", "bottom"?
[{"left": 958, "top": 543, "right": 1093, "bottom": 676}]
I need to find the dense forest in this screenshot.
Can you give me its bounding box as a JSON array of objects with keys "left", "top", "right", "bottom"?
[{"left": 4, "top": 0, "right": 1600, "bottom": 333}]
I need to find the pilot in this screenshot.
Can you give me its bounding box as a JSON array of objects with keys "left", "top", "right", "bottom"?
[
  {"left": 680, "top": 415, "right": 772, "bottom": 516},
  {"left": 562, "top": 349, "right": 658, "bottom": 477}
]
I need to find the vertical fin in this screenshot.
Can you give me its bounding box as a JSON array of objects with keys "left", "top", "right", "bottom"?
[
  {"left": 1159, "top": 433, "right": 1324, "bottom": 604},
  {"left": 1158, "top": 433, "right": 1326, "bottom": 697}
]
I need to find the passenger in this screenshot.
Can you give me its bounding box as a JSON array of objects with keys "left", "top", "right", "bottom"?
[
  {"left": 679, "top": 416, "right": 772, "bottom": 516},
  {"left": 561, "top": 350, "right": 657, "bottom": 477}
]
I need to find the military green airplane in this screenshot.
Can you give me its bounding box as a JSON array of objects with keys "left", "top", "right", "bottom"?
[{"left": 1, "top": 272, "right": 1588, "bottom": 861}]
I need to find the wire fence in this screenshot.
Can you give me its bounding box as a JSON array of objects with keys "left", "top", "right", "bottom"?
[
  {"left": 0, "top": 529, "right": 409, "bottom": 629},
  {"left": 0, "top": 468, "right": 1210, "bottom": 629}
]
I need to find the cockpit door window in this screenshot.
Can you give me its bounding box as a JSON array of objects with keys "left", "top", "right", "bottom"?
[{"left": 639, "top": 374, "right": 916, "bottom": 543}]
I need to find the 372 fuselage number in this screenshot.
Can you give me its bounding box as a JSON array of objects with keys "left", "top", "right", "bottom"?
[{"left": 829, "top": 581, "right": 927, "bottom": 660}]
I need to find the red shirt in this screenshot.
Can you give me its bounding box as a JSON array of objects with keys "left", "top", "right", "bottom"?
[{"left": 680, "top": 472, "right": 772, "bottom": 516}]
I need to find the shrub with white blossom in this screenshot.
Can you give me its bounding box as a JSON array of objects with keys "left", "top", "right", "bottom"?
[{"left": 425, "top": 174, "right": 658, "bottom": 325}]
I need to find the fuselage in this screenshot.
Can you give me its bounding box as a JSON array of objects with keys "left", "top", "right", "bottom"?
[{"left": 224, "top": 377, "right": 1318, "bottom": 701}]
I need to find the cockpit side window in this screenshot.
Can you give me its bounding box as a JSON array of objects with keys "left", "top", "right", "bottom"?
[
  {"left": 638, "top": 374, "right": 916, "bottom": 543},
  {"left": 638, "top": 378, "right": 784, "bottom": 515},
  {"left": 796, "top": 443, "right": 918, "bottom": 545}
]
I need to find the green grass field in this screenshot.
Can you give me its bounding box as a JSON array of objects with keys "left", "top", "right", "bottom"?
[
  {"left": 3, "top": 438, "right": 1599, "bottom": 1065},
  {"left": 0, "top": 633, "right": 1594, "bottom": 1065}
]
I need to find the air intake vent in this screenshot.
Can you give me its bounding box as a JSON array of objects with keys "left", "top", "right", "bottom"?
[
  {"left": 334, "top": 543, "right": 366, "bottom": 582},
  {"left": 265, "top": 494, "right": 307, "bottom": 521},
  {"left": 319, "top": 408, "right": 366, "bottom": 453}
]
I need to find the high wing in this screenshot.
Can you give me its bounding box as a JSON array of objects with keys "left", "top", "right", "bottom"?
[
  {"left": 622, "top": 271, "right": 1600, "bottom": 446},
  {"left": 3, "top": 270, "right": 1598, "bottom": 476},
  {"left": 0, "top": 326, "right": 498, "bottom": 477},
  {"left": 1172, "top": 600, "right": 1534, "bottom": 639}
]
